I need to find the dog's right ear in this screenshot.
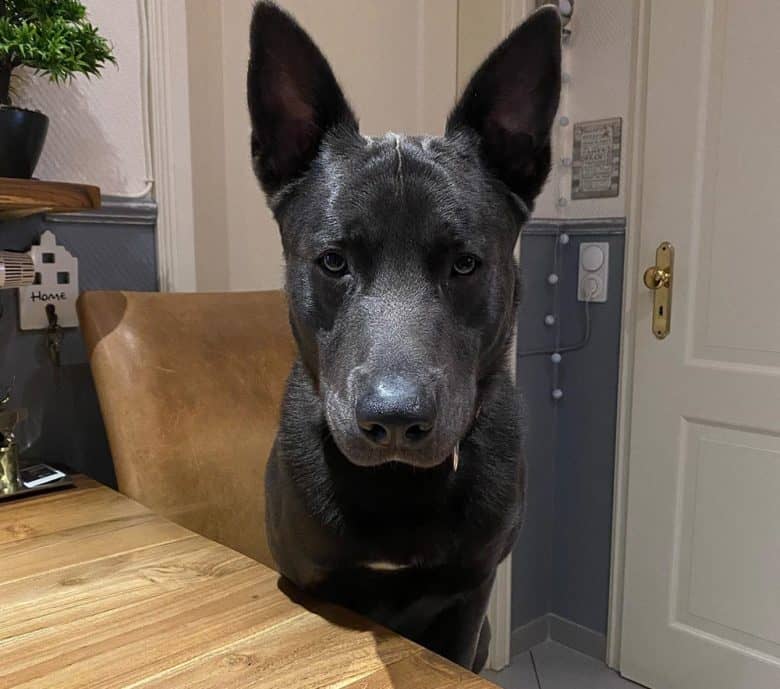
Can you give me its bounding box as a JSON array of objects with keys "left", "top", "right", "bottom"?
[{"left": 247, "top": 2, "right": 357, "bottom": 195}]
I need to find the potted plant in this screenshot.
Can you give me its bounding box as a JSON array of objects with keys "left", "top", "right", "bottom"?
[{"left": 0, "top": 0, "right": 115, "bottom": 178}]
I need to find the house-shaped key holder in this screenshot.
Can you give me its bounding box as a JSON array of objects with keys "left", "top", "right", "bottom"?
[{"left": 17, "top": 230, "right": 79, "bottom": 331}]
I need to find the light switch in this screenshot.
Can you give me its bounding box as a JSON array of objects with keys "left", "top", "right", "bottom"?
[
  {"left": 578, "top": 241, "right": 609, "bottom": 302},
  {"left": 581, "top": 245, "right": 605, "bottom": 272}
]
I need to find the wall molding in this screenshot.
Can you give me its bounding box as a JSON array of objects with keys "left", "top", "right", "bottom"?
[
  {"left": 145, "top": 0, "right": 197, "bottom": 292},
  {"left": 483, "top": 2, "right": 537, "bottom": 672},
  {"left": 45, "top": 196, "right": 157, "bottom": 226},
  {"left": 523, "top": 217, "right": 627, "bottom": 236},
  {"left": 486, "top": 555, "right": 513, "bottom": 670}
]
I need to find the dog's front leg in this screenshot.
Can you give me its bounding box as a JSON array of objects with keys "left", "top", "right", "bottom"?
[{"left": 421, "top": 572, "right": 495, "bottom": 672}]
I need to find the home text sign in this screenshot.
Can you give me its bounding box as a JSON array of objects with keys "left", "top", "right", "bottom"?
[
  {"left": 571, "top": 117, "right": 622, "bottom": 200},
  {"left": 18, "top": 230, "right": 79, "bottom": 330}
]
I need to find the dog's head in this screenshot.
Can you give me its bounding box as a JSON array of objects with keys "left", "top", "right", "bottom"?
[{"left": 247, "top": 2, "right": 561, "bottom": 468}]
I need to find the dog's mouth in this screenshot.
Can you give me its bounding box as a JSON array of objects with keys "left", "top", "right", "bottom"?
[
  {"left": 324, "top": 422, "right": 461, "bottom": 472},
  {"left": 384, "top": 445, "right": 460, "bottom": 472}
]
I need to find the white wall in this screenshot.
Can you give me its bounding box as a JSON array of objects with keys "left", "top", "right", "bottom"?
[
  {"left": 15, "top": 0, "right": 149, "bottom": 197},
  {"left": 458, "top": 0, "right": 637, "bottom": 220},
  {"left": 7, "top": 0, "right": 635, "bottom": 275},
  {"left": 535, "top": 0, "right": 637, "bottom": 219},
  {"left": 186, "top": 0, "right": 229, "bottom": 292},
  {"left": 188, "top": 0, "right": 458, "bottom": 292}
]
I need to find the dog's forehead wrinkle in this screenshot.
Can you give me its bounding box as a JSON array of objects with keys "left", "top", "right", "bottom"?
[
  {"left": 317, "top": 133, "right": 488, "bottom": 227},
  {"left": 281, "top": 129, "right": 517, "bottom": 264},
  {"left": 391, "top": 132, "right": 404, "bottom": 190}
]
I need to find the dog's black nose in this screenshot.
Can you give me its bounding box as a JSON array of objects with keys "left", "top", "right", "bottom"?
[{"left": 356, "top": 375, "right": 436, "bottom": 449}]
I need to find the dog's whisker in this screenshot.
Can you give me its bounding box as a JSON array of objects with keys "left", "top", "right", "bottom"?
[{"left": 453, "top": 443, "right": 459, "bottom": 472}]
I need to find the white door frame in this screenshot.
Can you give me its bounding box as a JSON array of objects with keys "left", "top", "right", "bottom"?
[
  {"left": 605, "top": 0, "right": 650, "bottom": 670},
  {"left": 144, "top": 0, "right": 197, "bottom": 292}
]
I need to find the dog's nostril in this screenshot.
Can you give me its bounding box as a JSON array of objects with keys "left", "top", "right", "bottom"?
[
  {"left": 405, "top": 423, "right": 432, "bottom": 443},
  {"left": 356, "top": 375, "right": 436, "bottom": 449},
  {"left": 359, "top": 422, "right": 389, "bottom": 445}
]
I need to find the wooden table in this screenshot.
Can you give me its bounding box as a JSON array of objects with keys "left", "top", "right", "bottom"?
[{"left": 0, "top": 479, "right": 496, "bottom": 688}]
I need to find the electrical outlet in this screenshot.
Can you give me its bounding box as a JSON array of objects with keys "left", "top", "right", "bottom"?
[
  {"left": 18, "top": 231, "right": 79, "bottom": 330},
  {"left": 578, "top": 242, "right": 609, "bottom": 302}
]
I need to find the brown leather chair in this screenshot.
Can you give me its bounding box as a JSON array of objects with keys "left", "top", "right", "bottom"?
[{"left": 77, "top": 290, "right": 297, "bottom": 567}]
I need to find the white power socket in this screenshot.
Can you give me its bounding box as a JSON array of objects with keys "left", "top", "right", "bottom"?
[
  {"left": 578, "top": 242, "right": 609, "bottom": 302},
  {"left": 18, "top": 230, "right": 79, "bottom": 330}
]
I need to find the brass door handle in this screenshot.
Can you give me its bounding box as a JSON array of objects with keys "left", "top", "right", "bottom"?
[
  {"left": 643, "top": 266, "right": 671, "bottom": 290},
  {"left": 643, "top": 242, "right": 674, "bottom": 339}
]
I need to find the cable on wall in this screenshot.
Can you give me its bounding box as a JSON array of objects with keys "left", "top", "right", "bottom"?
[
  {"left": 113, "top": 0, "right": 154, "bottom": 199},
  {"left": 515, "top": 2, "right": 596, "bottom": 403}
]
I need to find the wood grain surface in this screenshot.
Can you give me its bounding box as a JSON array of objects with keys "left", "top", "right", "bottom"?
[
  {"left": 0, "top": 480, "right": 497, "bottom": 688},
  {"left": 0, "top": 178, "right": 100, "bottom": 219}
]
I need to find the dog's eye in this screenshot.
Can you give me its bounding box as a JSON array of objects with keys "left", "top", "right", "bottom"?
[
  {"left": 452, "top": 254, "right": 479, "bottom": 276},
  {"left": 319, "top": 251, "right": 348, "bottom": 275}
]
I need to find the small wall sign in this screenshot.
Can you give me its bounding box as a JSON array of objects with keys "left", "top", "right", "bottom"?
[
  {"left": 18, "top": 230, "right": 79, "bottom": 330},
  {"left": 571, "top": 117, "right": 622, "bottom": 200}
]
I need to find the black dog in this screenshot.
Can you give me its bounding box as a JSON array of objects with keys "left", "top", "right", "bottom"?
[{"left": 247, "top": 1, "right": 561, "bottom": 672}]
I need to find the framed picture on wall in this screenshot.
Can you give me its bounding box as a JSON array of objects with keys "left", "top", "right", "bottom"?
[{"left": 571, "top": 117, "right": 622, "bottom": 200}]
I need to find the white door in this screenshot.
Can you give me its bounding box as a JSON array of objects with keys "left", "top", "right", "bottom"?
[{"left": 620, "top": 1, "right": 780, "bottom": 688}]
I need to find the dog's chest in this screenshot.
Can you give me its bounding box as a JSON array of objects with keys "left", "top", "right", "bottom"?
[
  {"left": 311, "top": 558, "right": 489, "bottom": 638},
  {"left": 362, "top": 560, "right": 414, "bottom": 572}
]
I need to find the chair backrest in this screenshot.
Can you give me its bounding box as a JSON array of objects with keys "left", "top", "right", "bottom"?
[{"left": 77, "top": 290, "right": 297, "bottom": 567}]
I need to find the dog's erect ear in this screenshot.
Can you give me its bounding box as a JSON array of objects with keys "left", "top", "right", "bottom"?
[
  {"left": 247, "top": 2, "right": 357, "bottom": 195},
  {"left": 446, "top": 6, "right": 561, "bottom": 207}
]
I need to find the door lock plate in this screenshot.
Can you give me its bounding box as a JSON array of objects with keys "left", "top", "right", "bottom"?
[{"left": 643, "top": 242, "right": 674, "bottom": 339}]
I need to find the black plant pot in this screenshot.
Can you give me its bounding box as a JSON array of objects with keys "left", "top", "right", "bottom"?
[{"left": 0, "top": 106, "right": 49, "bottom": 179}]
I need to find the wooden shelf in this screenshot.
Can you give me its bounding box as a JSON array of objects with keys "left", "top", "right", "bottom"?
[{"left": 0, "top": 178, "right": 101, "bottom": 220}]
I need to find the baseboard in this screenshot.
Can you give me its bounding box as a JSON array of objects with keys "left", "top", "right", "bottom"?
[
  {"left": 510, "top": 614, "right": 607, "bottom": 661},
  {"left": 509, "top": 615, "right": 549, "bottom": 656},
  {"left": 548, "top": 614, "right": 607, "bottom": 661}
]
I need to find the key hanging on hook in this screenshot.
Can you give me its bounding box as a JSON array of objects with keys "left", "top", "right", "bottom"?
[{"left": 45, "top": 304, "right": 64, "bottom": 367}]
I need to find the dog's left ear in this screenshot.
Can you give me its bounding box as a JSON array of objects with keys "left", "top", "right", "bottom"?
[{"left": 446, "top": 6, "right": 561, "bottom": 207}]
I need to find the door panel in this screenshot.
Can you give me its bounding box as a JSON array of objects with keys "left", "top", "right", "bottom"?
[
  {"left": 680, "top": 424, "right": 780, "bottom": 653},
  {"left": 692, "top": 0, "right": 780, "bottom": 366},
  {"left": 621, "top": 2, "right": 780, "bottom": 687}
]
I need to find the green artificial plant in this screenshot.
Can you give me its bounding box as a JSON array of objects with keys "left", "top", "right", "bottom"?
[{"left": 0, "top": 0, "right": 115, "bottom": 107}]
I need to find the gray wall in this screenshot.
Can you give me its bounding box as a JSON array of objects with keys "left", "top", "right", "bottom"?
[
  {"left": 0, "top": 199, "right": 157, "bottom": 486},
  {"left": 512, "top": 218, "right": 625, "bottom": 647}
]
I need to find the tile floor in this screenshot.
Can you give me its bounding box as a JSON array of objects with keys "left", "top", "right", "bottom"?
[{"left": 482, "top": 641, "right": 644, "bottom": 689}]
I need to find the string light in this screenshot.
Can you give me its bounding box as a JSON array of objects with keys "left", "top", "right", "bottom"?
[
  {"left": 551, "top": 8, "right": 573, "bottom": 401},
  {"left": 514, "top": 7, "right": 575, "bottom": 404}
]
